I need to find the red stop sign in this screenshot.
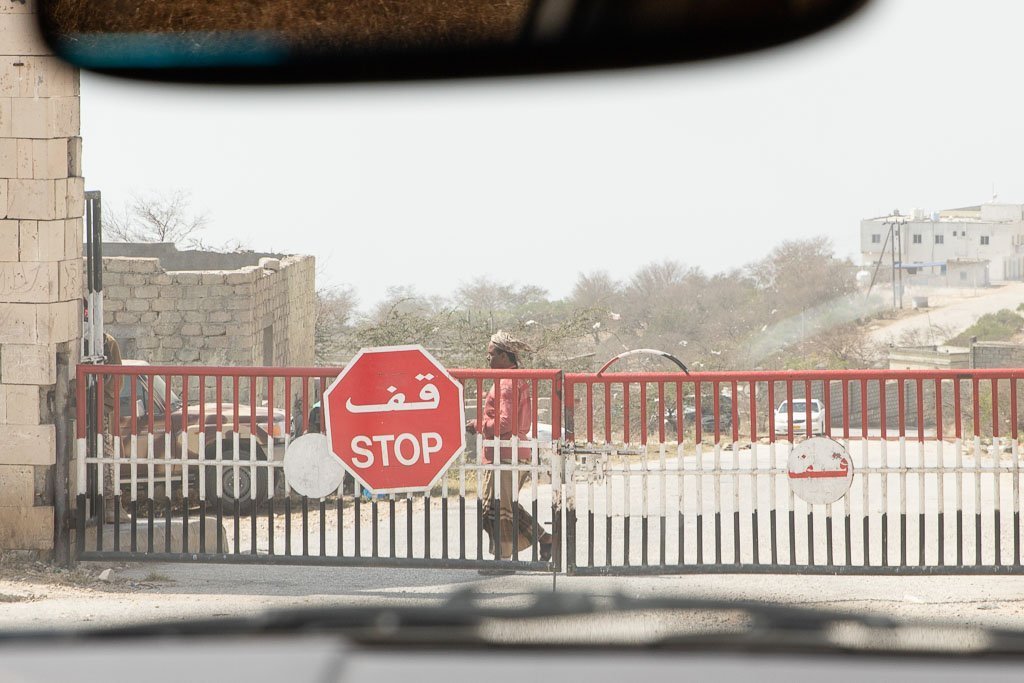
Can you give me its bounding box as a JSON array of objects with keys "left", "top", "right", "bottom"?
[{"left": 323, "top": 345, "right": 465, "bottom": 493}]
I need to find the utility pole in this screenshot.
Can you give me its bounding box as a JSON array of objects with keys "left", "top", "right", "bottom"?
[{"left": 882, "top": 210, "right": 906, "bottom": 310}]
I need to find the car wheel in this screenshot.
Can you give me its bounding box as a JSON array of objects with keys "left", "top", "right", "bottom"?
[{"left": 205, "top": 443, "right": 268, "bottom": 516}]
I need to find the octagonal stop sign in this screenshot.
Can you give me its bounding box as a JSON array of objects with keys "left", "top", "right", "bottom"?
[{"left": 323, "top": 345, "right": 465, "bottom": 494}]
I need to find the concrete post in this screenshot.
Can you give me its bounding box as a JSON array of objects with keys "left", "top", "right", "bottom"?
[{"left": 0, "top": 1, "right": 82, "bottom": 557}]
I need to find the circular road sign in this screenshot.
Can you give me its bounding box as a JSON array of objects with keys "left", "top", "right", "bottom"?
[
  {"left": 787, "top": 437, "right": 854, "bottom": 505},
  {"left": 283, "top": 433, "right": 345, "bottom": 499},
  {"left": 322, "top": 345, "right": 465, "bottom": 494}
]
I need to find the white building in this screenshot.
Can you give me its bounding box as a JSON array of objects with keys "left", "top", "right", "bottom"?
[{"left": 860, "top": 203, "right": 1024, "bottom": 285}]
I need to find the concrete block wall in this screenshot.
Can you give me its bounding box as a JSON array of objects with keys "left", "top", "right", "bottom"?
[
  {"left": 101, "top": 253, "right": 315, "bottom": 377},
  {"left": 0, "top": 1, "right": 82, "bottom": 554},
  {"left": 971, "top": 342, "right": 1024, "bottom": 369}
]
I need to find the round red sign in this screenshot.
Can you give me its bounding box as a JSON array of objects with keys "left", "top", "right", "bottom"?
[{"left": 322, "top": 345, "right": 465, "bottom": 493}]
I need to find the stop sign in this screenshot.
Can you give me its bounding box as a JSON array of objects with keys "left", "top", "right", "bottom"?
[{"left": 323, "top": 345, "right": 465, "bottom": 493}]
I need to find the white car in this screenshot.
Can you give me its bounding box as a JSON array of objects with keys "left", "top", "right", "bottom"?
[{"left": 774, "top": 399, "right": 825, "bottom": 436}]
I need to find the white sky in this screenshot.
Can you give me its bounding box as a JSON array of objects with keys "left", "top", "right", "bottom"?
[{"left": 79, "top": 0, "right": 1024, "bottom": 311}]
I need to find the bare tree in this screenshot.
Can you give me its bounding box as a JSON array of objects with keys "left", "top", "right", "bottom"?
[
  {"left": 314, "top": 285, "right": 358, "bottom": 365},
  {"left": 105, "top": 190, "right": 211, "bottom": 247}
]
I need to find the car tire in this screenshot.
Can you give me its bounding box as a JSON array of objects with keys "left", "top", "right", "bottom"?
[{"left": 205, "top": 442, "right": 268, "bottom": 516}]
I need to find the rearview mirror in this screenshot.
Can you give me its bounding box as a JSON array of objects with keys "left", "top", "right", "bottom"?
[{"left": 39, "top": 0, "right": 869, "bottom": 82}]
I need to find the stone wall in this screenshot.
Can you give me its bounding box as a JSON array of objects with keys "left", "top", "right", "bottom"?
[
  {"left": 971, "top": 342, "right": 1024, "bottom": 369},
  {"left": 0, "top": 2, "right": 82, "bottom": 555},
  {"left": 101, "top": 253, "right": 315, "bottom": 369}
]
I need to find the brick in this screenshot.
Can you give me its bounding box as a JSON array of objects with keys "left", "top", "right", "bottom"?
[
  {"left": 0, "top": 12, "right": 48, "bottom": 56},
  {"left": 103, "top": 257, "right": 135, "bottom": 273},
  {"left": 0, "top": 261, "right": 57, "bottom": 302},
  {"left": 52, "top": 177, "right": 67, "bottom": 218},
  {"left": 0, "top": 219, "right": 16, "bottom": 260},
  {"left": 67, "top": 136, "right": 82, "bottom": 177},
  {"left": 151, "top": 298, "right": 178, "bottom": 312},
  {"left": 1, "top": 343, "right": 55, "bottom": 384},
  {"left": 103, "top": 298, "right": 124, "bottom": 312},
  {"left": 0, "top": 425, "right": 55, "bottom": 465},
  {"left": 130, "top": 258, "right": 160, "bottom": 274},
  {"left": 135, "top": 336, "right": 159, "bottom": 350},
  {"left": 18, "top": 219, "right": 37, "bottom": 259},
  {"left": 64, "top": 217, "right": 81, "bottom": 259},
  {"left": 15, "top": 137, "right": 30, "bottom": 178},
  {"left": 133, "top": 285, "right": 159, "bottom": 299},
  {"left": 0, "top": 302, "right": 35, "bottom": 342},
  {"left": 48, "top": 97, "right": 80, "bottom": 138},
  {"left": 208, "top": 311, "right": 232, "bottom": 323},
  {"left": 200, "top": 272, "right": 226, "bottom": 285},
  {"left": 151, "top": 273, "right": 172, "bottom": 286},
  {"left": 0, "top": 137, "right": 13, "bottom": 179},
  {"left": 125, "top": 298, "right": 149, "bottom": 312},
  {"left": 225, "top": 271, "right": 256, "bottom": 285},
  {"left": 18, "top": 57, "right": 76, "bottom": 99},
  {"left": 0, "top": 506, "right": 54, "bottom": 551},
  {"left": 183, "top": 311, "right": 204, "bottom": 323},
  {"left": 0, "top": 1, "right": 39, "bottom": 14},
  {"left": 120, "top": 271, "right": 146, "bottom": 284},
  {"left": 8, "top": 178, "right": 54, "bottom": 220},
  {"left": 171, "top": 272, "right": 200, "bottom": 285},
  {"left": 66, "top": 176, "right": 83, "bottom": 217},
  {"left": 36, "top": 218, "right": 64, "bottom": 260},
  {"left": 177, "top": 348, "right": 199, "bottom": 362},
  {"left": 2, "top": 385, "right": 40, "bottom": 424},
  {"left": 180, "top": 323, "right": 202, "bottom": 336},
  {"left": 140, "top": 311, "right": 157, "bottom": 323},
  {"left": 114, "top": 311, "right": 139, "bottom": 324},
  {"left": 157, "top": 311, "right": 182, "bottom": 323},
  {"left": 10, "top": 96, "right": 45, "bottom": 137},
  {"left": 35, "top": 299, "right": 77, "bottom": 344},
  {"left": 0, "top": 466, "right": 34, "bottom": 507},
  {"left": 58, "top": 258, "right": 81, "bottom": 300},
  {"left": 0, "top": 98, "right": 13, "bottom": 141}
]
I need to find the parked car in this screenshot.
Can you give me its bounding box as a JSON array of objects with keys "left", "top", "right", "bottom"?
[
  {"left": 115, "top": 360, "right": 288, "bottom": 514},
  {"left": 773, "top": 399, "right": 825, "bottom": 437},
  {"left": 650, "top": 396, "right": 733, "bottom": 439}
]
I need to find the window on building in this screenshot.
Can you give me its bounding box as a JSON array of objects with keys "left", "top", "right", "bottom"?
[
  {"left": 981, "top": 235, "right": 990, "bottom": 245},
  {"left": 913, "top": 234, "right": 922, "bottom": 244},
  {"left": 940, "top": 265, "right": 947, "bottom": 275},
  {"left": 960, "top": 271, "right": 967, "bottom": 281},
  {"left": 935, "top": 235, "right": 944, "bottom": 244},
  {"left": 871, "top": 234, "right": 881, "bottom": 244}
]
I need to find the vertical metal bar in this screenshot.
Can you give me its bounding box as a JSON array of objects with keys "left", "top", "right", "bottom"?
[
  {"left": 993, "top": 378, "right": 1002, "bottom": 565},
  {"left": 390, "top": 495, "right": 398, "bottom": 560},
  {"left": 936, "top": 377, "right": 944, "bottom": 567},
  {"left": 713, "top": 383, "right": 722, "bottom": 565},
  {"left": 917, "top": 378, "right": 925, "bottom": 566},
  {"left": 786, "top": 380, "right": 795, "bottom": 566},
  {"left": 974, "top": 377, "right": 982, "bottom": 566},
  {"left": 1013, "top": 378, "right": 1021, "bottom": 567},
  {"left": 696, "top": 379, "right": 704, "bottom": 565},
  {"left": 353, "top": 493, "right": 361, "bottom": 557},
  {"left": 768, "top": 380, "right": 777, "bottom": 565},
  {"left": 898, "top": 377, "right": 907, "bottom": 567},
  {"left": 750, "top": 380, "right": 759, "bottom": 565},
  {"left": 956, "top": 377, "right": 964, "bottom": 567},
  {"left": 320, "top": 500, "right": 327, "bottom": 557},
  {"left": 732, "top": 380, "right": 740, "bottom": 566}
]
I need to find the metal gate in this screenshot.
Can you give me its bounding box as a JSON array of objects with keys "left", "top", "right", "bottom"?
[
  {"left": 73, "top": 364, "right": 564, "bottom": 572},
  {"left": 74, "top": 364, "right": 1024, "bottom": 575},
  {"left": 562, "top": 369, "right": 1024, "bottom": 575}
]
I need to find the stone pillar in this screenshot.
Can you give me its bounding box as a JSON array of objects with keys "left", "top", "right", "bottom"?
[{"left": 0, "top": 2, "right": 82, "bottom": 556}]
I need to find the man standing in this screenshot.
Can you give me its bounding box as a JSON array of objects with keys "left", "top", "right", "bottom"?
[{"left": 466, "top": 331, "right": 553, "bottom": 565}]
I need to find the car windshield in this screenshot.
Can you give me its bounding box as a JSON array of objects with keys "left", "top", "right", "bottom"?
[{"left": 10, "top": 0, "right": 1024, "bottom": 664}]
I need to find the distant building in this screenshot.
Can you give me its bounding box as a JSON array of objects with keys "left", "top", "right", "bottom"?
[{"left": 860, "top": 203, "right": 1024, "bottom": 285}]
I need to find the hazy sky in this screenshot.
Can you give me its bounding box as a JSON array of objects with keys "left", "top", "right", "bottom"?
[{"left": 79, "top": 1, "right": 1024, "bottom": 310}]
